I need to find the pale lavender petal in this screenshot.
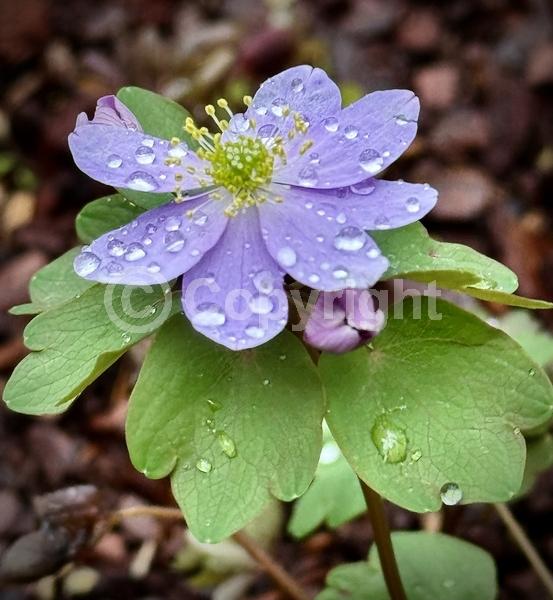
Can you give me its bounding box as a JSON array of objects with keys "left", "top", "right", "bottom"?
[
  {"left": 181, "top": 210, "right": 288, "bottom": 350},
  {"left": 259, "top": 184, "right": 389, "bottom": 291},
  {"left": 223, "top": 65, "right": 341, "bottom": 144},
  {"left": 287, "top": 179, "right": 438, "bottom": 231},
  {"left": 275, "top": 90, "right": 419, "bottom": 188},
  {"left": 73, "top": 193, "right": 229, "bottom": 285},
  {"left": 304, "top": 289, "right": 384, "bottom": 353},
  {"left": 69, "top": 122, "right": 209, "bottom": 194},
  {"left": 89, "top": 96, "right": 143, "bottom": 130}
]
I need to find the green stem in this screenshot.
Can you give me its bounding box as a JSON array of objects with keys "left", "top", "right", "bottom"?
[
  {"left": 360, "top": 480, "right": 407, "bottom": 600},
  {"left": 495, "top": 503, "right": 553, "bottom": 599}
]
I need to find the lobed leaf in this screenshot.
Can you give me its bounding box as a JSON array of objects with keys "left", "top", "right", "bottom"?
[
  {"left": 126, "top": 316, "right": 325, "bottom": 542},
  {"left": 317, "top": 532, "right": 497, "bottom": 600},
  {"left": 321, "top": 297, "right": 553, "bottom": 512}
]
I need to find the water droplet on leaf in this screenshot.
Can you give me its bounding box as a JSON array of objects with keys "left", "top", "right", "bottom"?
[
  {"left": 370, "top": 415, "right": 407, "bottom": 463},
  {"left": 440, "top": 482, "right": 463, "bottom": 506},
  {"left": 196, "top": 458, "right": 212, "bottom": 473}
]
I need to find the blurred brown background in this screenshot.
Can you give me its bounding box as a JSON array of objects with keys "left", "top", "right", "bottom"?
[{"left": 1, "top": 0, "right": 553, "bottom": 598}]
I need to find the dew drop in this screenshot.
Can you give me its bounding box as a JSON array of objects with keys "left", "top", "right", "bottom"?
[
  {"left": 192, "top": 211, "right": 208, "bottom": 226},
  {"left": 104, "top": 261, "right": 123, "bottom": 278},
  {"left": 124, "top": 242, "right": 146, "bottom": 262},
  {"left": 135, "top": 145, "right": 156, "bottom": 165},
  {"left": 165, "top": 216, "right": 182, "bottom": 231},
  {"left": 332, "top": 266, "right": 349, "bottom": 280},
  {"left": 121, "top": 332, "right": 131, "bottom": 344},
  {"left": 319, "top": 441, "right": 341, "bottom": 464},
  {"left": 164, "top": 231, "right": 185, "bottom": 252},
  {"left": 367, "top": 247, "right": 382, "bottom": 259},
  {"left": 277, "top": 246, "right": 297, "bottom": 267},
  {"left": 271, "top": 97, "right": 287, "bottom": 116},
  {"left": 350, "top": 181, "right": 376, "bottom": 195},
  {"left": 107, "top": 239, "right": 126, "bottom": 257},
  {"left": 308, "top": 273, "right": 321, "bottom": 284},
  {"left": 147, "top": 262, "right": 161, "bottom": 273},
  {"left": 309, "top": 152, "right": 320, "bottom": 164},
  {"left": 146, "top": 223, "right": 157, "bottom": 234},
  {"left": 74, "top": 251, "right": 101, "bottom": 276},
  {"left": 253, "top": 271, "right": 274, "bottom": 294},
  {"left": 142, "top": 138, "right": 155, "bottom": 147},
  {"left": 291, "top": 77, "right": 304, "bottom": 93},
  {"left": 334, "top": 226, "right": 366, "bottom": 251},
  {"left": 336, "top": 212, "right": 347, "bottom": 225},
  {"left": 196, "top": 458, "right": 212, "bottom": 473},
  {"left": 370, "top": 415, "right": 407, "bottom": 464},
  {"left": 230, "top": 114, "right": 250, "bottom": 133},
  {"left": 193, "top": 303, "right": 226, "bottom": 327},
  {"left": 323, "top": 116, "right": 339, "bottom": 132},
  {"left": 395, "top": 114, "right": 409, "bottom": 126},
  {"left": 344, "top": 125, "right": 358, "bottom": 139},
  {"left": 440, "top": 482, "right": 463, "bottom": 506},
  {"left": 107, "top": 154, "right": 122, "bottom": 169},
  {"left": 168, "top": 143, "right": 188, "bottom": 158},
  {"left": 245, "top": 325, "right": 265, "bottom": 339},
  {"left": 359, "top": 149, "right": 384, "bottom": 174},
  {"left": 405, "top": 196, "right": 420, "bottom": 213},
  {"left": 142, "top": 236, "right": 152, "bottom": 246},
  {"left": 258, "top": 123, "right": 277, "bottom": 140},
  {"left": 298, "top": 165, "right": 318, "bottom": 187},
  {"left": 374, "top": 216, "right": 391, "bottom": 230},
  {"left": 255, "top": 105, "right": 268, "bottom": 116},
  {"left": 411, "top": 450, "right": 422, "bottom": 462},
  {"left": 126, "top": 171, "right": 159, "bottom": 192},
  {"left": 207, "top": 399, "right": 222, "bottom": 412},
  {"left": 249, "top": 294, "right": 274, "bottom": 315}
]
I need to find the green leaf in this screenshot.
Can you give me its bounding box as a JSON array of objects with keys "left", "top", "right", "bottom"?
[
  {"left": 115, "top": 86, "right": 196, "bottom": 210},
  {"left": 373, "top": 223, "right": 518, "bottom": 292},
  {"left": 498, "top": 311, "right": 553, "bottom": 367},
  {"left": 288, "top": 430, "right": 365, "bottom": 538},
  {"left": 126, "top": 316, "right": 325, "bottom": 542},
  {"left": 76, "top": 194, "right": 145, "bottom": 243},
  {"left": 321, "top": 297, "right": 553, "bottom": 512},
  {"left": 519, "top": 434, "right": 553, "bottom": 496},
  {"left": 4, "top": 285, "right": 178, "bottom": 415},
  {"left": 317, "top": 532, "right": 497, "bottom": 600},
  {"left": 9, "top": 249, "right": 96, "bottom": 315},
  {"left": 373, "top": 223, "right": 552, "bottom": 308}
]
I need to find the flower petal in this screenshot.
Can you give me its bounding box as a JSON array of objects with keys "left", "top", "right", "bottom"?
[
  {"left": 230, "top": 65, "right": 341, "bottom": 143},
  {"left": 181, "top": 210, "right": 288, "bottom": 350},
  {"left": 275, "top": 90, "right": 419, "bottom": 188},
  {"left": 296, "top": 178, "right": 438, "bottom": 230},
  {"left": 88, "top": 95, "right": 143, "bottom": 130},
  {"left": 259, "top": 184, "right": 389, "bottom": 291},
  {"left": 69, "top": 119, "right": 209, "bottom": 194},
  {"left": 73, "top": 193, "right": 229, "bottom": 285}
]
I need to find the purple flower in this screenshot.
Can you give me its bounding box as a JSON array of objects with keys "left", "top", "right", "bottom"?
[
  {"left": 304, "top": 289, "right": 385, "bottom": 353},
  {"left": 69, "top": 65, "right": 437, "bottom": 350}
]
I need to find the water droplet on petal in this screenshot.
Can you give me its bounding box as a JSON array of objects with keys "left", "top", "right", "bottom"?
[
  {"left": 255, "top": 105, "right": 268, "bottom": 116},
  {"left": 367, "top": 247, "right": 382, "bottom": 259},
  {"left": 440, "top": 482, "right": 463, "bottom": 506},
  {"left": 135, "top": 145, "right": 156, "bottom": 165},
  {"left": 105, "top": 261, "right": 123, "bottom": 278},
  {"left": 249, "top": 294, "right": 274, "bottom": 315},
  {"left": 107, "top": 154, "right": 122, "bottom": 169},
  {"left": 277, "top": 247, "right": 297, "bottom": 268},
  {"left": 165, "top": 216, "right": 182, "bottom": 231},
  {"left": 334, "top": 226, "right": 366, "bottom": 251},
  {"left": 193, "top": 303, "right": 226, "bottom": 327},
  {"left": 370, "top": 415, "right": 407, "bottom": 464},
  {"left": 271, "top": 97, "right": 287, "bottom": 116},
  {"left": 230, "top": 114, "right": 250, "bottom": 133},
  {"left": 217, "top": 431, "right": 237, "bottom": 458},
  {"left": 344, "top": 125, "right": 358, "bottom": 139},
  {"left": 124, "top": 242, "right": 146, "bottom": 262},
  {"left": 142, "top": 138, "right": 155, "bottom": 147},
  {"left": 196, "top": 458, "right": 212, "bottom": 473},
  {"left": 359, "top": 149, "right": 384, "bottom": 174},
  {"left": 107, "top": 239, "right": 126, "bottom": 257},
  {"left": 298, "top": 166, "right": 318, "bottom": 187},
  {"left": 126, "top": 171, "right": 159, "bottom": 192},
  {"left": 192, "top": 211, "right": 208, "bottom": 226},
  {"left": 253, "top": 271, "right": 274, "bottom": 294},
  {"left": 147, "top": 262, "right": 161, "bottom": 273},
  {"left": 395, "top": 114, "right": 409, "bottom": 126},
  {"left": 168, "top": 142, "right": 188, "bottom": 158},
  {"left": 332, "top": 266, "right": 349, "bottom": 280},
  {"left": 308, "top": 274, "right": 320, "bottom": 284},
  {"left": 323, "top": 116, "right": 339, "bottom": 132},
  {"left": 309, "top": 152, "right": 320, "bottom": 164},
  {"left": 146, "top": 223, "right": 157, "bottom": 234},
  {"left": 291, "top": 77, "right": 304, "bottom": 93},
  {"left": 245, "top": 326, "right": 265, "bottom": 339},
  {"left": 336, "top": 212, "right": 347, "bottom": 225},
  {"left": 164, "top": 231, "right": 185, "bottom": 252},
  {"left": 74, "top": 251, "right": 100, "bottom": 276},
  {"left": 350, "top": 181, "right": 376, "bottom": 195},
  {"left": 258, "top": 123, "right": 277, "bottom": 140},
  {"left": 405, "top": 196, "right": 420, "bottom": 213},
  {"left": 374, "top": 216, "right": 391, "bottom": 230}
]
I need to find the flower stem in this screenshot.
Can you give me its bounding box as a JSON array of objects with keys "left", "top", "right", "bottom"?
[
  {"left": 359, "top": 480, "right": 407, "bottom": 600},
  {"left": 494, "top": 503, "right": 553, "bottom": 598},
  {"left": 112, "top": 505, "right": 310, "bottom": 600}
]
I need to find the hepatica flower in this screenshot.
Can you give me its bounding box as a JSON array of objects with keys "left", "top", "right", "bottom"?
[{"left": 69, "top": 65, "right": 437, "bottom": 350}]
